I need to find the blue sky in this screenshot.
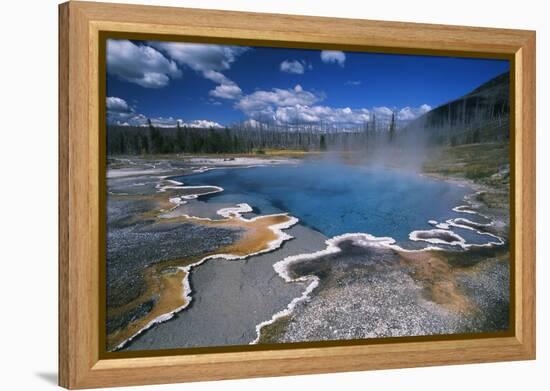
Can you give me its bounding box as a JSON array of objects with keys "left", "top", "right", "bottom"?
[{"left": 106, "top": 39, "right": 509, "bottom": 128}]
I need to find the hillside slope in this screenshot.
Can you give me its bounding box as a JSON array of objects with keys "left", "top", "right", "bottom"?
[{"left": 404, "top": 72, "right": 510, "bottom": 145}]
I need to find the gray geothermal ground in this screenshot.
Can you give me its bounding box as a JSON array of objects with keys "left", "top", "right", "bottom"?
[
  {"left": 124, "top": 224, "right": 327, "bottom": 350},
  {"left": 259, "top": 240, "right": 509, "bottom": 343}
]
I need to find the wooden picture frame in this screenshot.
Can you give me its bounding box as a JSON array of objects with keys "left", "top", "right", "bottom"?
[{"left": 59, "top": 1, "right": 536, "bottom": 389}]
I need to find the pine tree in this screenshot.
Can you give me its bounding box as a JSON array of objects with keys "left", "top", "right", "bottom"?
[
  {"left": 319, "top": 134, "right": 327, "bottom": 151},
  {"left": 176, "top": 122, "right": 185, "bottom": 152},
  {"left": 388, "top": 112, "right": 396, "bottom": 143},
  {"left": 148, "top": 119, "right": 163, "bottom": 154}
]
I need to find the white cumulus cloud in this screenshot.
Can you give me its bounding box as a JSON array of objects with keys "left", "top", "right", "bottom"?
[
  {"left": 106, "top": 96, "right": 223, "bottom": 128},
  {"left": 134, "top": 117, "right": 224, "bottom": 128},
  {"left": 183, "top": 119, "right": 224, "bottom": 128},
  {"left": 274, "top": 105, "right": 370, "bottom": 126},
  {"left": 234, "top": 83, "right": 431, "bottom": 128},
  {"left": 106, "top": 96, "right": 139, "bottom": 124},
  {"left": 373, "top": 106, "right": 394, "bottom": 117},
  {"left": 106, "top": 96, "right": 131, "bottom": 112},
  {"left": 147, "top": 118, "right": 223, "bottom": 128},
  {"left": 209, "top": 84, "right": 243, "bottom": 100},
  {"left": 107, "top": 40, "right": 181, "bottom": 88},
  {"left": 148, "top": 42, "right": 248, "bottom": 72},
  {"left": 148, "top": 41, "right": 249, "bottom": 101},
  {"left": 321, "top": 50, "right": 346, "bottom": 66},
  {"left": 202, "top": 70, "right": 232, "bottom": 84},
  {"left": 420, "top": 104, "right": 432, "bottom": 112},
  {"left": 235, "top": 85, "right": 321, "bottom": 119},
  {"left": 397, "top": 104, "right": 432, "bottom": 120},
  {"left": 280, "top": 60, "right": 306, "bottom": 74}
]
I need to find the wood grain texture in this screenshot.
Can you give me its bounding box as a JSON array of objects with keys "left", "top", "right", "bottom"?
[
  {"left": 518, "top": 34, "right": 536, "bottom": 354},
  {"left": 58, "top": 3, "right": 70, "bottom": 387},
  {"left": 58, "top": 1, "right": 536, "bottom": 388}
]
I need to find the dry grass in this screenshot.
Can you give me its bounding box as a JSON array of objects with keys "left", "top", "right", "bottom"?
[{"left": 423, "top": 142, "right": 509, "bottom": 190}]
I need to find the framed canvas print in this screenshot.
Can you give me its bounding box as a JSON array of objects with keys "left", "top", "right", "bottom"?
[{"left": 58, "top": 1, "right": 536, "bottom": 389}]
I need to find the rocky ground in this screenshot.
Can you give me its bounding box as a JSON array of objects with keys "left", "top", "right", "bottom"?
[{"left": 258, "top": 240, "right": 509, "bottom": 343}]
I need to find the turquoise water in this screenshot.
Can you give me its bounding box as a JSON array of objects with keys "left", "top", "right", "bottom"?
[{"left": 173, "top": 161, "right": 484, "bottom": 244}]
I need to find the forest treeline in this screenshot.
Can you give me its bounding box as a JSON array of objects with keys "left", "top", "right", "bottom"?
[
  {"left": 107, "top": 72, "right": 510, "bottom": 156},
  {"left": 107, "top": 115, "right": 395, "bottom": 155}
]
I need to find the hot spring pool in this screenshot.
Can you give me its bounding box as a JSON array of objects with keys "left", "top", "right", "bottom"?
[{"left": 171, "top": 160, "right": 498, "bottom": 247}]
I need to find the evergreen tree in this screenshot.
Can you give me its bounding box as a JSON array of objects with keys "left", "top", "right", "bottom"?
[
  {"left": 176, "top": 122, "right": 185, "bottom": 152},
  {"left": 148, "top": 119, "right": 164, "bottom": 154},
  {"left": 319, "top": 134, "right": 327, "bottom": 151},
  {"left": 388, "top": 112, "right": 396, "bottom": 143}
]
